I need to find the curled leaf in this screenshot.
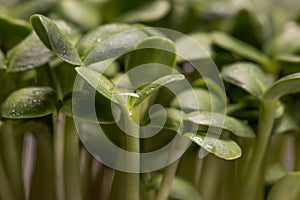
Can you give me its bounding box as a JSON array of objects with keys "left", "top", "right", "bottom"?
[{"left": 264, "top": 72, "right": 300, "bottom": 100}]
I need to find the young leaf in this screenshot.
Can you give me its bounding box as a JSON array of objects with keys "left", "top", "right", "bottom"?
[
  {"left": 276, "top": 55, "right": 300, "bottom": 65},
  {"left": 61, "top": 91, "right": 119, "bottom": 124},
  {"left": 131, "top": 74, "right": 185, "bottom": 107},
  {"left": 264, "top": 72, "right": 300, "bottom": 100},
  {"left": 143, "top": 108, "right": 184, "bottom": 133},
  {"left": 222, "top": 62, "right": 271, "bottom": 99},
  {"left": 213, "top": 32, "right": 272, "bottom": 72},
  {"left": 117, "top": 0, "right": 171, "bottom": 23},
  {"left": 1, "top": 87, "right": 57, "bottom": 119},
  {"left": 148, "top": 175, "right": 202, "bottom": 200},
  {"left": 83, "top": 29, "right": 148, "bottom": 66},
  {"left": 184, "top": 132, "right": 242, "bottom": 160},
  {"left": 30, "top": 14, "right": 82, "bottom": 65},
  {"left": 125, "top": 36, "right": 176, "bottom": 72},
  {"left": 264, "top": 23, "right": 300, "bottom": 56},
  {"left": 185, "top": 111, "right": 255, "bottom": 138},
  {"left": 14, "top": 0, "right": 56, "bottom": 20},
  {"left": 0, "top": 14, "right": 32, "bottom": 50},
  {"left": 125, "top": 36, "right": 177, "bottom": 88},
  {"left": 76, "top": 23, "right": 132, "bottom": 56},
  {"left": 170, "top": 88, "right": 222, "bottom": 112},
  {"left": 59, "top": 0, "right": 100, "bottom": 30},
  {"left": 75, "top": 67, "right": 116, "bottom": 103},
  {"left": 175, "top": 33, "right": 213, "bottom": 62},
  {"left": 267, "top": 172, "right": 300, "bottom": 200},
  {"left": 6, "top": 32, "right": 53, "bottom": 72}
]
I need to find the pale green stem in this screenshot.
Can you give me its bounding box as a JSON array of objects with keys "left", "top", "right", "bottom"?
[
  {"left": 156, "top": 159, "right": 180, "bottom": 200},
  {"left": 295, "top": 133, "right": 300, "bottom": 171},
  {"left": 124, "top": 106, "right": 140, "bottom": 200},
  {"left": 53, "top": 112, "right": 66, "bottom": 200},
  {"left": 239, "top": 100, "right": 277, "bottom": 200},
  {"left": 0, "top": 153, "right": 15, "bottom": 200},
  {"left": 64, "top": 118, "right": 82, "bottom": 200},
  {"left": 28, "top": 122, "right": 55, "bottom": 200},
  {"left": 0, "top": 122, "right": 24, "bottom": 200},
  {"left": 80, "top": 149, "right": 93, "bottom": 200}
]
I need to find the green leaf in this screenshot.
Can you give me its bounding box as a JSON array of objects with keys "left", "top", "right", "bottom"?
[
  {"left": 125, "top": 36, "right": 176, "bottom": 71},
  {"left": 185, "top": 111, "right": 255, "bottom": 138},
  {"left": 131, "top": 74, "right": 185, "bottom": 107},
  {"left": 175, "top": 33, "right": 213, "bottom": 62},
  {"left": 76, "top": 23, "right": 132, "bottom": 56},
  {"left": 6, "top": 32, "right": 53, "bottom": 72},
  {"left": 148, "top": 175, "right": 201, "bottom": 200},
  {"left": 184, "top": 132, "right": 242, "bottom": 160},
  {"left": 0, "top": 14, "right": 32, "bottom": 50},
  {"left": 213, "top": 32, "right": 271, "bottom": 71},
  {"left": 61, "top": 91, "right": 119, "bottom": 124},
  {"left": 170, "top": 88, "right": 222, "bottom": 112},
  {"left": 117, "top": 0, "right": 171, "bottom": 23},
  {"left": 125, "top": 36, "right": 177, "bottom": 88},
  {"left": 222, "top": 62, "right": 271, "bottom": 99},
  {"left": 75, "top": 67, "right": 116, "bottom": 103},
  {"left": 265, "top": 164, "right": 287, "bottom": 185},
  {"left": 30, "top": 14, "right": 82, "bottom": 65},
  {"left": 267, "top": 172, "right": 300, "bottom": 200},
  {"left": 276, "top": 55, "right": 300, "bottom": 64},
  {"left": 14, "top": 0, "right": 56, "bottom": 20},
  {"left": 59, "top": 0, "right": 100, "bottom": 30},
  {"left": 143, "top": 107, "right": 184, "bottom": 133},
  {"left": 1, "top": 87, "right": 57, "bottom": 119},
  {"left": 264, "top": 73, "right": 300, "bottom": 100},
  {"left": 84, "top": 28, "right": 148, "bottom": 66},
  {"left": 265, "top": 23, "right": 300, "bottom": 56}
]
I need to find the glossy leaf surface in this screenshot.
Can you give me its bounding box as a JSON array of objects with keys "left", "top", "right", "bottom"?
[
  {"left": 1, "top": 87, "right": 57, "bottom": 119},
  {"left": 75, "top": 67, "right": 115, "bottom": 102},
  {"left": 6, "top": 32, "right": 52, "bottom": 72},
  {"left": 76, "top": 23, "right": 132, "bottom": 56},
  {"left": 84, "top": 29, "right": 148, "bottom": 66},
  {"left": 222, "top": 62, "right": 271, "bottom": 99},
  {"left": 185, "top": 111, "right": 255, "bottom": 138},
  {"left": 131, "top": 74, "right": 184, "bottom": 107},
  {"left": 30, "top": 14, "right": 82, "bottom": 65},
  {"left": 184, "top": 132, "right": 242, "bottom": 160}
]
